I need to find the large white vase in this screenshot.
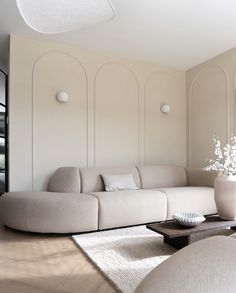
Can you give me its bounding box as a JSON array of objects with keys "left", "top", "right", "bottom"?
[{"left": 214, "top": 175, "right": 236, "bottom": 220}]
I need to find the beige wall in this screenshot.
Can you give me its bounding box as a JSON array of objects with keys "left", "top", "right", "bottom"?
[
  {"left": 9, "top": 35, "right": 186, "bottom": 191},
  {"left": 186, "top": 47, "right": 236, "bottom": 168}
]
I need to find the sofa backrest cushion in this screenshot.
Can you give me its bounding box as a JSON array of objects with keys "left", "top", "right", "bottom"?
[
  {"left": 138, "top": 165, "right": 187, "bottom": 188},
  {"left": 186, "top": 168, "right": 218, "bottom": 187},
  {"left": 48, "top": 167, "right": 81, "bottom": 193},
  {"left": 80, "top": 166, "right": 141, "bottom": 193}
]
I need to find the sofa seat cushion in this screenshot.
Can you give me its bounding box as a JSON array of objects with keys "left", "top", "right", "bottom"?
[
  {"left": 135, "top": 236, "right": 236, "bottom": 293},
  {"left": 90, "top": 190, "right": 167, "bottom": 230},
  {"left": 155, "top": 187, "right": 216, "bottom": 220},
  {"left": 0, "top": 192, "right": 98, "bottom": 233}
]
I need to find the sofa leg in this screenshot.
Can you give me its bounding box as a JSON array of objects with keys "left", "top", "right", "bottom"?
[{"left": 164, "top": 235, "right": 190, "bottom": 249}]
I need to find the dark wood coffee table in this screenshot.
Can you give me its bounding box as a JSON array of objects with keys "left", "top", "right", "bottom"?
[{"left": 147, "top": 215, "right": 236, "bottom": 249}]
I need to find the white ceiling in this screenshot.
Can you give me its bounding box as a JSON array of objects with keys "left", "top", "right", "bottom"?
[{"left": 1, "top": 0, "right": 236, "bottom": 71}]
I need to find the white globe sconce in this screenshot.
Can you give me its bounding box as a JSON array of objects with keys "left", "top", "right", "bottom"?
[
  {"left": 160, "top": 104, "right": 171, "bottom": 114},
  {"left": 56, "top": 91, "right": 69, "bottom": 103}
]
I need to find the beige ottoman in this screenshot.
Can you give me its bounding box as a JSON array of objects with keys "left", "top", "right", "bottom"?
[
  {"left": 135, "top": 236, "right": 236, "bottom": 293},
  {"left": 0, "top": 192, "right": 98, "bottom": 233}
]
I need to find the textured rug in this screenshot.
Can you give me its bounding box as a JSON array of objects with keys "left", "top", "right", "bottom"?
[{"left": 72, "top": 225, "right": 233, "bottom": 293}]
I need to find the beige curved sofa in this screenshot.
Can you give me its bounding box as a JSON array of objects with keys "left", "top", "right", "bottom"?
[
  {"left": 0, "top": 165, "right": 217, "bottom": 233},
  {"left": 135, "top": 235, "right": 236, "bottom": 293}
]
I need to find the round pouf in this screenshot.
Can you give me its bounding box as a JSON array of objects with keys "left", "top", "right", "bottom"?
[
  {"left": 135, "top": 236, "right": 236, "bottom": 293},
  {"left": 0, "top": 192, "right": 98, "bottom": 233}
]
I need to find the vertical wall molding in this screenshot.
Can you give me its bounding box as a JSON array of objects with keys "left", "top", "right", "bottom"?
[
  {"left": 233, "top": 71, "right": 236, "bottom": 135},
  {"left": 32, "top": 50, "right": 89, "bottom": 190},
  {"left": 188, "top": 65, "right": 229, "bottom": 168},
  {"left": 94, "top": 62, "right": 141, "bottom": 166}
]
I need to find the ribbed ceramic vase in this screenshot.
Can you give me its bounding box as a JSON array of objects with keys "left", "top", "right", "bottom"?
[{"left": 214, "top": 175, "right": 236, "bottom": 220}]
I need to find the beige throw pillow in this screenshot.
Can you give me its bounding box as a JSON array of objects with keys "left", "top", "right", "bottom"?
[{"left": 101, "top": 174, "right": 138, "bottom": 192}]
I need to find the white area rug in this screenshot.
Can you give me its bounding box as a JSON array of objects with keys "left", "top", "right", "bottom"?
[{"left": 72, "top": 226, "right": 233, "bottom": 293}]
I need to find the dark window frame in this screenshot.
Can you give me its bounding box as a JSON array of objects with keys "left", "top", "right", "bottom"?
[{"left": 0, "top": 68, "right": 8, "bottom": 193}]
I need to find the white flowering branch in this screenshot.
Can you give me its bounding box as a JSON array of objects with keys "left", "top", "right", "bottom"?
[{"left": 204, "top": 134, "right": 236, "bottom": 176}]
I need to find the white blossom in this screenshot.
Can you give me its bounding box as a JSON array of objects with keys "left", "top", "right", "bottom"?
[{"left": 204, "top": 134, "right": 236, "bottom": 176}]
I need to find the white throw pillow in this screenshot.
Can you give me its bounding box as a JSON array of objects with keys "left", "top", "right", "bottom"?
[{"left": 101, "top": 174, "right": 138, "bottom": 192}]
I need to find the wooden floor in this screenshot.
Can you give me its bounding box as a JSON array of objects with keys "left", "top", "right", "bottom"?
[{"left": 0, "top": 224, "right": 117, "bottom": 293}]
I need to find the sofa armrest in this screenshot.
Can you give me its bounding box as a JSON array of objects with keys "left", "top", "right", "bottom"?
[
  {"left": 186, "top": 168, "right": 218, "bottom": 187},
  {"left": 0, "top": 191, "right": 98, "bottom": 233}
]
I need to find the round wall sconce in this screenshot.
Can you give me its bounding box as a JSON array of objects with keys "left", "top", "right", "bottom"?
[
  {"left": 56, "top": 91, "right": 69, "bottom": 103},
  {"left": 160, "top": 104, "right": 171, "bottom": 114}
]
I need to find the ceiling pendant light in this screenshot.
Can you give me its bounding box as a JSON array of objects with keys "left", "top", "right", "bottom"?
[{"left": 16, "top": 0, "right": 115, "bottom": 34}]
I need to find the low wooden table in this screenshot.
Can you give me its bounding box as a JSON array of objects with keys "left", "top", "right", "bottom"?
[{"left": 147, "top": 215, "right": 236, "bottom": 249}]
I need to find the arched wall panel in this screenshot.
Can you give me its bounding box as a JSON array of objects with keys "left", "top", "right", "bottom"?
[
  {"left": 144, "top": 72, "right": 186, "bottom": 165},
  {"left": 189, "top": 66, "right": 228, "bottom": 168},
  {"left": 33, "top": 52, "right": 88, "bottom": 190},
  {"left": 94, "top": 63, "right": 140, "bottom": 167}
]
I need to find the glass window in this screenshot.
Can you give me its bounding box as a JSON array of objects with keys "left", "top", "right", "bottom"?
[{"left": 0, "top": 70, "right": 7, "bottom": 194}]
